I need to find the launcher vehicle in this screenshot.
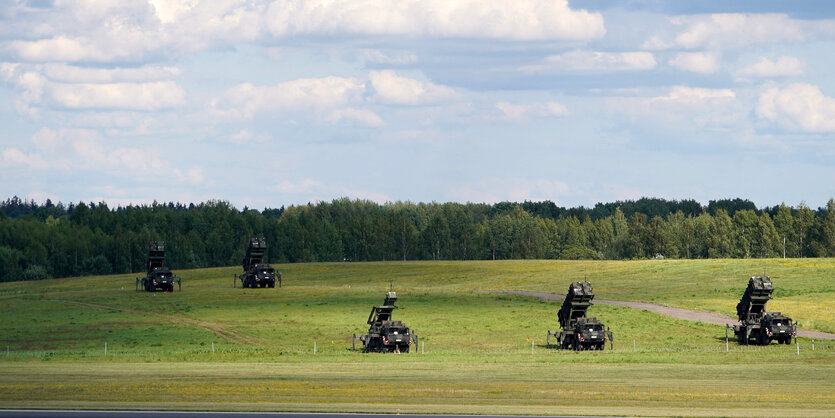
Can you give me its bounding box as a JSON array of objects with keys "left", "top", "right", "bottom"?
[
  {"left": 353, "top": 291, "right": 416, "bottom": 353},
  {"left": 235, "top": 238, "right": 280, "bottom": 288},
  {"left": 136, "top": 241, "right": 180, "bottom": 292},
  {"left": 730, "top": 275, "right": 795, "bottom": 345},
  {"left": 547, "top": 281, "right": 612, "bottom": 350}
]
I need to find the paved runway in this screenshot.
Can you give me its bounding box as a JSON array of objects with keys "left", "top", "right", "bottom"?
[{"left": 0, "top": 412, "right": 596, "bottom": 418}]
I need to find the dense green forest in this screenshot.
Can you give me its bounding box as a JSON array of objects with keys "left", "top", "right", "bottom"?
[{"left": 1, "top": 196, "right": 834, "bottom": 282}]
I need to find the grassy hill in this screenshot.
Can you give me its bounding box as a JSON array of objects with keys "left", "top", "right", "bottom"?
[{"left": 1, "top": 259, "right": 833, "bottom": 416}]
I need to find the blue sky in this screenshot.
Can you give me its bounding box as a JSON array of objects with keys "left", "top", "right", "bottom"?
[{"left": 1, "top": 0, "right": 834, "bottom": 209}]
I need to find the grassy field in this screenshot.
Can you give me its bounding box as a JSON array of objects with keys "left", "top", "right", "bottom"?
[{"left": 0, "top": 259, "right": 833, "bottom": 416}]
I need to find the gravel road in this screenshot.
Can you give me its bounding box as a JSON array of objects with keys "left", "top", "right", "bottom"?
[{"left": 498, "top": 290, "right": 835, "bottom": 340}]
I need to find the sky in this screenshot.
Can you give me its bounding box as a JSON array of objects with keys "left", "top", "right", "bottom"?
[{"left": 1, "top": 0, "right": 834, "bottom": 210}]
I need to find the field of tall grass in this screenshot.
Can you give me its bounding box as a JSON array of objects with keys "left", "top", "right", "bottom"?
[{"left": 0, "top": 259, "right": 833, "bottom": 415}]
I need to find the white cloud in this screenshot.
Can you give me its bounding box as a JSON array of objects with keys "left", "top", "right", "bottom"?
[
  {"left": 668, "top": 52, "right": 720, "bottom": 74},
  {"left": 447, "top": 178, "right": 571, "bottom": 204},
  {"left": 2, "top": 148, "right": 51, "bottom": 170},
  {"left": 360, "top": 49, "right": 418, "bottom": 65},
  {"left": 149, "top": 0, "right": 199, "bottom": 24},
  {"left": 49, "top": 81, "right": 185, "bottom": 110},
  {"left": 2, "top": 64, "right": 185, "bottom": 112},
  {"left": 657, "top": 86, "right": 736, "bottom": 102},
  {"left": 676, "top": 14, "right": 805, "bottom": 50},
  {"left": 42, "top": 64, "right": 182, "bottom": 83},
  {"left": 736, "top": 56, "right": 804, "bottom": 78},
  {"left": 539, "top": 50, "right": 656, "bottom": 71},
  {"left": 757, "top": 83, "right": 835, "bottom": 132},
  {"left": 495, "top": 102, "right": 529, "bottom": 121},
  {"left": 224, "top": 130, "right": 270, "bottom": 144},
  {"left": 274, "top": 179, "right": 391, "bottom": 203},
  {"left": 496, "top": 101, "right": 567, "bottom": 121},
  {"left": 265, "top": 0, "right": 605, "bottom": 41},
  {"left": 8, "top": 36, "right": 102, "bottom": 62},
  {"left": 1, "top": 127, "right": 175, "bottom": 177},
  {"left": 30, "top": 127, "right": 60, "bottom": 151},
  {"left": 174, "top": 166, "right": 205, "bottom": 184},
  {"left": 608, "top": 86, "right": 740, "bottom": 127},
  {"left": 5, "top": 0, "right": 603, "bottom": 70},
  {"left": 218, "top": 76, "right": 366, "bottom": 119},
  {"left": 369, "top": 70, "right": 458, "bottom": 105},
  {"left": 326, "top": 107, "right": 385, "bottom": 127},
  {"left": 645, "top": 14, "right": 807, "bottom": 51}
]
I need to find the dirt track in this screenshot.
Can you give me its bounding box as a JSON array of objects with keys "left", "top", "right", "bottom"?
[{"left": 499, "top": 291, "right": 835, "bottom": 340}]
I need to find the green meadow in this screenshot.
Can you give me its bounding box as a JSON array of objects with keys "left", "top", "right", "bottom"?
[{"left": 1, "top": 259, "right": 833, "bottom": 416}]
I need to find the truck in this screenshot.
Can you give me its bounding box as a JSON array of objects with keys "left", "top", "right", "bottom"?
[
  {"left": 353, "top": 291, "right": 417, "bottom": 353},
  {"left": 235, "top": 238, "right": 280, "bottom": 288},
  {"left": 136, "top": 241, "right": 180, "bottom": 292},
  {"left": 730, "top": 275, "right": 795, "bottom": 345},
  {"left": 547, "top": 281, "right": 612, "bottom": 350}
]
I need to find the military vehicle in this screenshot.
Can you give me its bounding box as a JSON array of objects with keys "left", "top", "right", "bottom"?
[
  {"left": 234, "top": 238, "right": 280, "bottom": 288},
  {"left": 136, "top": 241, "right": 180, "bottom": 292},
  {"left": 730, "top": 275, "right": 795, "bottom": 345},
  {"left": 353, "top": 291, "right": 416, "bottom": 353},
  {"left": 547, "top": 281, "right": 612, "bottom": 350}
]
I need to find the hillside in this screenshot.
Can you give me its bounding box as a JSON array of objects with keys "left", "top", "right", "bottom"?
[{"left": 0, "top": 259, "right": 833, "bottom": 416}]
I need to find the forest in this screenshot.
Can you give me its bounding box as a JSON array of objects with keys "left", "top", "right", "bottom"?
[{"left": 1, "top": 196, "right": 834, "bottom": 282}]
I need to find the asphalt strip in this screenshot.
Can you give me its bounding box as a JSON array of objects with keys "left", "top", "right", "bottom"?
[
  {"left": 0, "top": 412, "right": 601, "bottom": 418},
  {"left": 495, "top": 290, "right": 835, "bottom": 340}
]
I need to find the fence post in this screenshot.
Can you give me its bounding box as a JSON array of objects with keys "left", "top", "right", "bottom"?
[
  {"left": 6, "top": 346, "right": 8, "bottom": 357},
  {"left": 725, "top": 336, "right": 728, "bottom": 353},
  {"left": 314, "top": 341, "right": 317, "bottom": 354},
  {"left": 796, "top": 341, "right": 800, "bottom": 356},
  {"left": 104, "top": 342, "right": 107, "bottom": 356},
  {"left": 633, "top": 340, "right": 636, "bottom": 352},
  {"left": 422, "top": 341, "right": 425, "bottom": 355},
  {"left": 812, "top": 340, "right": 815, "bottom": 351},
  {"left": 212, "top": 342, "right": 215, "bottom": 354},
  {"left": 531, "top": 339, "right": 534, "bottom": 354}
]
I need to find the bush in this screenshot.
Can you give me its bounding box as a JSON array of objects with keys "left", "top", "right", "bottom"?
[{"left": 22, "top": 265, "right": 48, "bottom": 281}]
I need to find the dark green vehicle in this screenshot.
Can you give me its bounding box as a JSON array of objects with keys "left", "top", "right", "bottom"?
[
  {"left": 353, "top": 291, "right": 416, "bottom": 353},
  {"left": 235, "top": 238, "right": 280, "bottom": 288},
  {"left": 731, "top": 275, "right": 795, "bottom": 345},
  {"left": 136, "top": 241, "right": 181, "bottom": 292},
  {"left": 547, "top": 281, "right": 612, "bottom": 350}
]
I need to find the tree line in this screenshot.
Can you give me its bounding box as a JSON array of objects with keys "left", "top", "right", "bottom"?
[{"left": 1, "top": 196, "right": 834, "bottom": 282}]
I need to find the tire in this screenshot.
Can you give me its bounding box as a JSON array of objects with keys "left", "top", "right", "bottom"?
[
  {"left": 259, "top": 282, "right": 266, "bottom": 288},
  {"left": 268, "top": 282, "right": 275, "bottom": 288}
]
